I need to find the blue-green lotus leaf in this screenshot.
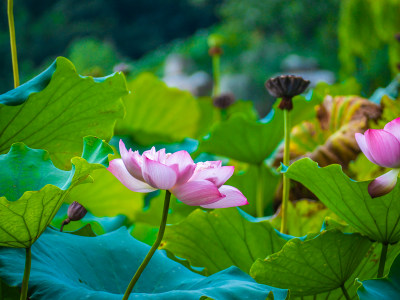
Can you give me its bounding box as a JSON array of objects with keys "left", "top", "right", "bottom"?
[
  {"left": 0, "top": 228, "right": 288, "bottom": 300},
  {"left": 0, "top": 137, "right": 112, "bottom": 248},
  {"left": 0, "top": 57, "right": 126, "bottom": 169}
]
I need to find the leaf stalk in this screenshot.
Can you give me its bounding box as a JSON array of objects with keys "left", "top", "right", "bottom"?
[
  {"left": 122, "top": 190, "right": 171, "bottom": 300},
  {"left": 20, "top": 247, "right": 31, "bottom": 300},
  {"left": 281, "top": 109, "right": 291, "bottom": 234},
  {"left": 7, "top": 0, "right": 20, "bottom": 88},
  {"left": 377, "top": 243, "right": 388, "bottom": 278}
]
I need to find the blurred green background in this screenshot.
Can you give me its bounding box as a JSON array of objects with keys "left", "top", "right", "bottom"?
[{"left": 1, "top": 0, "right": 399, "bottom": 115}]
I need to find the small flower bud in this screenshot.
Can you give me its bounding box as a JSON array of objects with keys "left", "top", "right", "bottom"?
[
  {"left": 68, "top": 201, "right": 88, "bottom": 221},
  {"left": 60, "top": 201, "right": 87, "bottom": 232},
  {"left": 213, "top": 92, "right": 235, "bottom": 109},
  {"left": 265, "top": 75, "right": 310, "bottom": 111}
]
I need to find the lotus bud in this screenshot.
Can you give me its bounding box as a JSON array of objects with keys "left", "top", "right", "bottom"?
[
  {"left": 213, "top": 92, "right": 235, "bottom": 109},
  {"left": 265, "top": 75, "right": 310, "bottom": 110},
  {"left": 60, "top": 201, "right": 88, "bottom": 232}
]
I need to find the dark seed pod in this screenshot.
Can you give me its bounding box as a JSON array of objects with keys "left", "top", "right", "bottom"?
[
  {"left": 68, "top": 201, "right": 88, "bottom": 221},
  {"left": 265, "top": 75, "right": 310, "bottom": 110},
  {"left": 213, "top": 92, "right": 235, "bottom": 109},
  {"left": 60, "top": 201, "right": 88, "bottom": 232}
]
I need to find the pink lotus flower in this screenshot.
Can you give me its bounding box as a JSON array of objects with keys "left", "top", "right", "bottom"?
[
  {"left": 355, "top": 117, "right": 400, "bottom": 197},
  {"left": 108, "top": 140, "right": 248, "bottom": 208}
]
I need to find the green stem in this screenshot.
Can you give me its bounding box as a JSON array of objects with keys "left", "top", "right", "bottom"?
[
  {"left": 256, "top": 163, "right": 265, "bottom": 218},
  {"left": 122, "top": 190, "right": 171, "bottom": 300},
  {"left": 377, "top": 243, "right": 388, "bottom": 278},
  {"left": 340, "top": 284, "right": 351, "bottom": 300},
  {"left": 212, "top": 54, "right": 220, "bottom": 97},
  {"left": 20, "top": 247, "right": 31, "bottom": 300},
  {"left": 281, "top": 109, "right": 291, "bottom": 234},
  {"left": 7, "top": 0, "right": 20, "bottom": 88}
]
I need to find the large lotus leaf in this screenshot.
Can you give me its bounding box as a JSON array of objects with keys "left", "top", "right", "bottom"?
[
  {"left": 250, "top": 230, "right": 372, "bottom": 297},
  {"left": 0, "top": 228, "right": 288, "bottom": 300},
  {"left": 65, "top": 167, "right": 144, "bottom": 220},
  {"left": 161, "top": 208, "right": 287, "bottom": 275},
  {"left": 115, "top": 73, "right": 200, "bottom": 145},
  {"left": 225, "top": 163, "right": 280, "bottom": 216},
  {"left": 0, "top": 137, "right": 112, "bottom": 248},
  {"left": 357, "top": 251, "right": 400, "bottom": 300},
  {"left": 283, "top": 158, "right": 400, "bottom": 244},
  {"left": 291, "top": 239, "right": 400, "bottom": 299},
  {"left": 51, "top": 204, "right": 127, "bottom": 235},
  {"left": 0, "top": 57, "right": 126, "bottom": 169}
]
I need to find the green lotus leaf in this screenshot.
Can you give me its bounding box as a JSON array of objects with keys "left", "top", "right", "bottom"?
[
  {"left": 0, "top": 136, "right": 112, "bottom": 248},
  {"left": 290, "top": 240, "right": 400, "bottom": 299},
  {"left": 358, "top": 251, "right": 400, "bottom": 300},
  {"left": 0, "top": 57, "right": 127, "bottom": 169},
  {"left": 0, "top": 228, "right": 288, "bottom": 300},
  {"left": 161, "top": 208, "right": 287, "bottom": 275},
  {"left": 283, "top": 158, "right": 400, "bottom": 244},
  {"left": 115, "top": 73, "right": 200, "bottom": 145},
  {"left": 250, "top": 230, "right": 372, "bottom": 297}
]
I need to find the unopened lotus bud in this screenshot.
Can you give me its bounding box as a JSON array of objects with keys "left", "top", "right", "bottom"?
[
  {"left": 213, "top": 92, "right": 235, "bottom": 109},
  {"left": 68, "top": 201, "right": 87, "bottom": 221},
  {"left": 60, "top": 201, "right": 87, "bottom": 232},
  {"left": 265, "top": 75, "right": 310, "bottom": 111}
]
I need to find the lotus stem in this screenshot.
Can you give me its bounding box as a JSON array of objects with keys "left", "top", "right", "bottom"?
[
  {"left": 7, "top": 0, "right": 20, "bottom": 88},
  {"left": 340, "top": 284, "right": 351, "bottom": 300},
  {"left": 256, "top": 164, "right": 265, "bottom": 218},
  {"left": 20, "top": 247, "right": 31, "bottom": 300},
  {"left": 122, "top": 190, "right": 171, "bottom": 300},
  {"left": 281, "top": 109, "right": 291, "bottom": 234},
  {"left": 377, "top": 243, "right": 388, "bottom": 278},
  {"left": 212, "top": 54, "right": 220, "bottom": 97}
]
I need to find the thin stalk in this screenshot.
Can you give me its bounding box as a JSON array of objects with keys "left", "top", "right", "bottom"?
[
  {"left": 340, "top": 284, "right": 351, "bottom": 300},
  {"left": 377, "top": 243, "right": 388, "bottom": 278},
  {"left": 20, "top": 247, "right": 31, "bottom": 300},
  {"left": 7, "top": 0, "right": 20, "bottom": 88},
  {"left": 212, "top": 54, "right": 220, "bottom": 97},
  {"left": 256, "top": 163, "right": 265, "bottom": 218},
  {"left": 280, "top": 109, "right": 291, "bottom": 234},
  {"left": 122, "top": 190, "right": 171, "bottom": 300}
]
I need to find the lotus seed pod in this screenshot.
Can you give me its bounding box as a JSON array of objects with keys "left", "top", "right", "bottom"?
[{"left": 265, "top": 75, "right": 310, "bottom": 110}]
